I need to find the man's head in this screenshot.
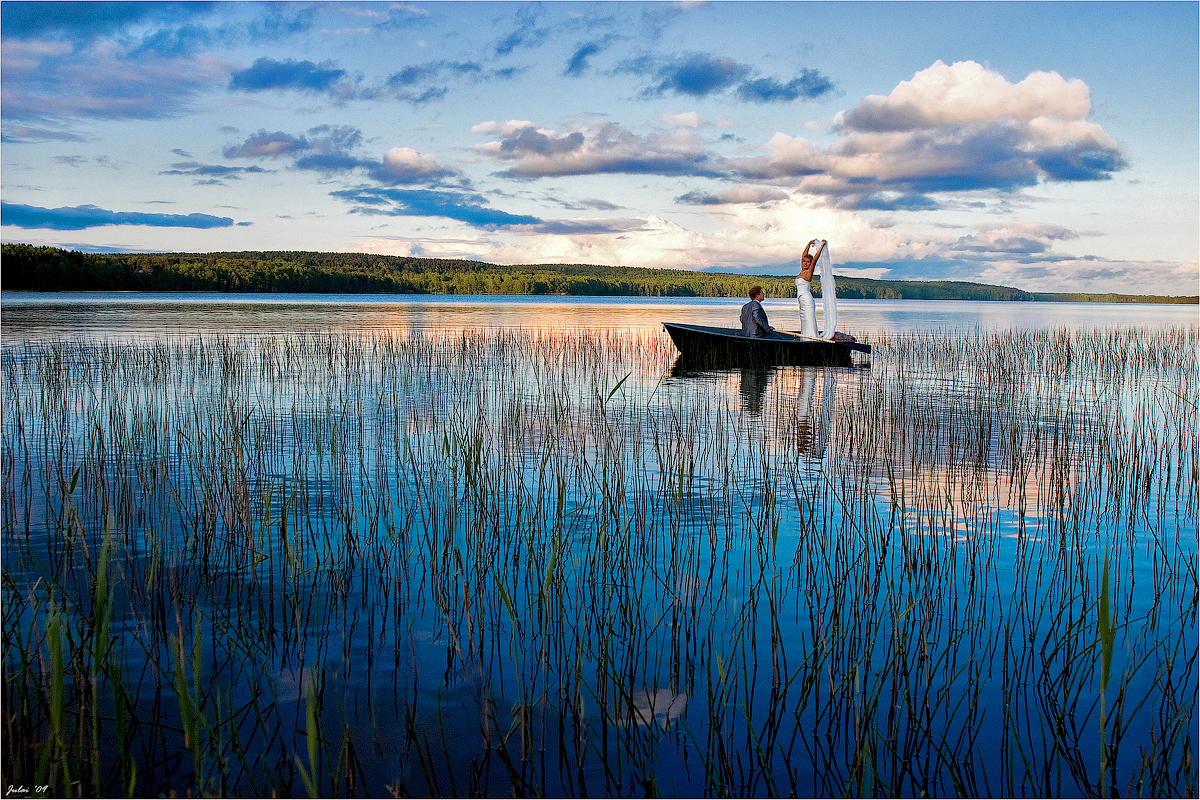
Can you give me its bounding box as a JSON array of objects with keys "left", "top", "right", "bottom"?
[{"left": 748, "top": 285, "right": 763, "bottom": 301}]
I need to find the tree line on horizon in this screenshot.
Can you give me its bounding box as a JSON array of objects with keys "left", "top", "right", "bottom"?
[{"left": 2, "top": 244, "right": 1194, "bottom": 304}]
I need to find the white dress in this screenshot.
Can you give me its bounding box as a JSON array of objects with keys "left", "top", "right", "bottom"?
[
  {"left": 796, "top": 241, "right": 837, "bottom": 339},
  {"left": 795, "top": 276, "right": 818, "bottom": 337}
]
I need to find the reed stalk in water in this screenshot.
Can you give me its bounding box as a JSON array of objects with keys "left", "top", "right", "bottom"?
[{"left": 1, "top": 325, "right": 1195, "bottom": 796}]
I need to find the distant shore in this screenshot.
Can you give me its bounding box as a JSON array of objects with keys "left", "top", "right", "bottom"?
[{"left": 3, "top": 244, "right": 1196, "bottom": 304}]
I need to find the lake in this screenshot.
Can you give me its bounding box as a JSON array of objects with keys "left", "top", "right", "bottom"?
[
  {"left": 2, "top": 293, "right": 1196, "bottom": 797},
  {"left": 3, "top": 291, "right": 1197, "bottom": 339}
]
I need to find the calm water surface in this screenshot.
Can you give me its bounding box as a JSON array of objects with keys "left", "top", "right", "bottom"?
[
  {"left": 3, "top": 291, "right": 1196, "bottom": 339},
  {"left": 2, "top": 293, "right": 1195, "bottom": 797}
]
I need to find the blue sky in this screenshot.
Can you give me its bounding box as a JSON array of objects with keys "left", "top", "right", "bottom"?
[{"left": 2, "top": 1, "right": 1197, "bottom": 294}]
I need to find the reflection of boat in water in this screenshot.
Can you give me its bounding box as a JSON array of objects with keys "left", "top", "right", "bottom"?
[
  {"left": 663, "top": 323, "right": 869, "bottom": 368},
  {"left": 665, "top": 359, "right": 840, "bottom": 460}
]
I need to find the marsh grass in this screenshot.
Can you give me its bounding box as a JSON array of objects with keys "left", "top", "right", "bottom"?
[{"left": 2, "top": 325, "right": 1196, "bottom": 797}]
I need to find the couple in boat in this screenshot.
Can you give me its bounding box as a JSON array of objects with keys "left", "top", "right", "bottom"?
[{"left": 739, "top": 238, "right": 856, "bottom": 342}]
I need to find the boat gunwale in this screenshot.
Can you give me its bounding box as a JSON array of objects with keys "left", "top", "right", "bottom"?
[{"left": 663, "top": 322, "right": 871, "bottom": 354}]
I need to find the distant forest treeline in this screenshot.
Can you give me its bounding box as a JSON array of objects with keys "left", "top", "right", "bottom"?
[{"left": 2, "top": 244, "right": 1196, "bottom": 304}]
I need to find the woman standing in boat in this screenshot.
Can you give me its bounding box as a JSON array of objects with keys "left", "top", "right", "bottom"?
[
  {"left": 796, "top": 238, "right": 853, "bottom": 341},
  {"left": 795, "top": 239, "right": 826, "bottom": 337}
]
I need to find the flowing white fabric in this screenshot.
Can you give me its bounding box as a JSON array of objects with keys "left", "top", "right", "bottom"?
[
  {"left": 816, "top": 242, "right": 837, "bottom": 339},
  {"left": 795, "top": 276, "right": 818, "bottom": 337}
]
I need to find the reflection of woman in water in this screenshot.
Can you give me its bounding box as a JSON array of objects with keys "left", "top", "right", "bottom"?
[
  {"left": 795, "top": 239, "right": 825, "bottom": 337},
  {"left": 795, "top": 367, "right": 835, "bottom": 459}
]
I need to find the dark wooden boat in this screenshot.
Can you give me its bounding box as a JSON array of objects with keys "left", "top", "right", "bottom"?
[{"left": 663, "top": 323, "right": 870, "bottom": 368}]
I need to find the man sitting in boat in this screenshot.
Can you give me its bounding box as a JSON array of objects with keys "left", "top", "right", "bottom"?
[{"left": 739, "top": 285, "right": 775, "bottom": 338}]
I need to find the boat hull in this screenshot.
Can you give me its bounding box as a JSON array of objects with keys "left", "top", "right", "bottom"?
[{"left": 663, "top": 323, "right": 869, "bottom": 368}]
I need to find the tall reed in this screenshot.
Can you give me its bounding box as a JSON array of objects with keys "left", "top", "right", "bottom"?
[{"left": 2, "top": 325, "right": 1195, "bottom": 796}]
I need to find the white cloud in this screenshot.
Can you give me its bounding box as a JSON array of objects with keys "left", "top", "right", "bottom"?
[
  {"left": 658, "top": 111, "right": 705, "bottom": 128},
  {"left": 469, "top": 62, "right": 1125, "bottom": 209},
  {"left": 348, "top": 195, "right": 922, "bottom": 269},
  {"left": 948, "top": 222, "right": 1080, "bottom": 257},
  {"left": 837, "top": 60, "right": 1094, "bottom": 130},
  {"left": 378, "top": 147, "right": 444, "bottom": 182},
  {"left": 696, "top": 197, "right": 926, "bottom": 265},
  {"left": 676, "top": 186, "right": 790, "bottom": 205},
  {"left": 969, "top": 257, "right": 1198, "bottom": 295},
  {"left": 727, "top": 60, "right": 1126, "bottom": 206},
  {"left": 470, "top": 119, "right": 537, "bottom": 135},
  {"left": 341, "top": 190, "right": 1195, "bottom": 295},
  {"left": 473, "top": 119, "right": 718, "bottom": 178}
]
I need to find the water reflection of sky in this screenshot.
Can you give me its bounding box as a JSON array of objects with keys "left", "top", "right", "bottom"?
[
  {"left": 2, "top": 321, "right": 1194, "bottom": 797},
  {"left": 3, "top": 292, "right": 1196, "bottom": 341}
]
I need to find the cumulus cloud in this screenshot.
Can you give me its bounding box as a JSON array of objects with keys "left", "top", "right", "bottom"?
[
  {"left": 223, "top": 129, "right": 309, "bottom": 158},
  {"left": 726, "top": 60, "right": 1127, "bottom": 207},
  {"left": 473, "top": 119, "right": 719, "bottom": 178},
  {"left": 1, "top": 202, "right": 235, "bottom": 230},
  {"left": 370, "top": 147, "right": 455, "bottom": 184},
  {"left": 210, "top": 126, "right": 515, "bottom": 228},
  {"left": 290, "top": 125, "right": 365, "bottom": 171},
  {"left": 839, "top": 61, "right": 1092, "bottom": 131},
  {"left": 219, "top": 126, "right": 462, "bottom": 193},
  {"left": 223, "top": 126, "right": 365, "bottom": 173}
]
